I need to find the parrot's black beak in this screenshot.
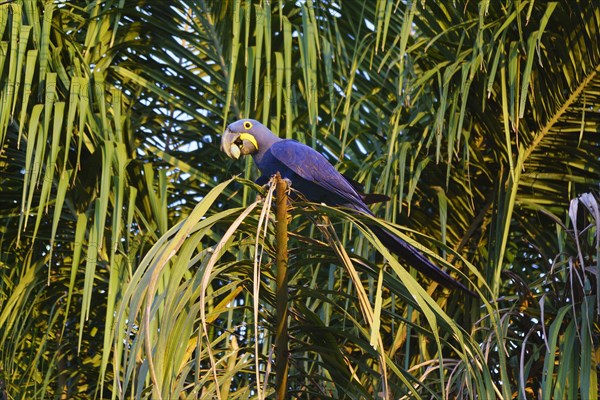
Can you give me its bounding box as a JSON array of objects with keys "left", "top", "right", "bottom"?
[
  {"left": 221, "top": 128, "right": 242, "bottom": 159},
  {"left": 221, "top": 128, "right": 258, "bottom": 159}
]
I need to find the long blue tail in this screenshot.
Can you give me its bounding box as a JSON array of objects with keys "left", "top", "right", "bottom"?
[{"left": 369, "top": 225, "right": 476, "bottom": 297}]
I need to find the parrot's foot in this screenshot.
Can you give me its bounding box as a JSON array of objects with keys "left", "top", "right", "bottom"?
[{"left": 263, "top": 176, "right": 292, "bottom": 190}]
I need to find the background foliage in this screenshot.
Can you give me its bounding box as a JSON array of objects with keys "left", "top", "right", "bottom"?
[{"left": 1, "top": 0, "right": 599, "bottom": 398}]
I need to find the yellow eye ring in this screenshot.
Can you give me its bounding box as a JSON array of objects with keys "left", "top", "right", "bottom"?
[{"left": 243, "top": 121, "right": 253, "bottom": 130}]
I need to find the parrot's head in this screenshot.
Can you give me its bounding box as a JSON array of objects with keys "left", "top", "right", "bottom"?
[{"left": 221, "top": 119, "right": 278, "bottom": 160}]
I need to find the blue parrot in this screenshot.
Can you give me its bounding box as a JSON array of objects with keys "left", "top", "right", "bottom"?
[{"left": 221, "top": 119, "right": 474, "bottom": 295}]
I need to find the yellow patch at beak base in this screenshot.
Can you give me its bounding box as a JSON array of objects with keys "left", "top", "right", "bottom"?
[{"left": 239, "top": 133, "right": 258, "bottom": 151}]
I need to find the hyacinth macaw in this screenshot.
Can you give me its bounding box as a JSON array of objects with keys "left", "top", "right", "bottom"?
[{"left": 221, "top": 118, "right": 473, "bottom": 295}]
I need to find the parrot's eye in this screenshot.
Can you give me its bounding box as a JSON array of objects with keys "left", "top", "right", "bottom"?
[{"left": 243, "top": 121, "right": 253, "bottom": 130}]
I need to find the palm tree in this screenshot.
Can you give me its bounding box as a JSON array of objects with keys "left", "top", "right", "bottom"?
[{"left": 0, "top": 0, "right": 598, "bottom": 398}]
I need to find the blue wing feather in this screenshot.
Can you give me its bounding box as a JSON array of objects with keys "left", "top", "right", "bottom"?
[
  {"left": 252, "top": 139, "right": 475, "bottom": 295},
  {"left": 260, "top": 140, "right": 369, "bottom": 212}
]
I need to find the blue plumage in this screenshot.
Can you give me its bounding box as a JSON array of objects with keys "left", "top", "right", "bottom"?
[
  {"left": 221, "top": 119, "right": 474, "bottom": 296},
  {"left": 257, "top": 140, "right": 369, "bottom": 211}
]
